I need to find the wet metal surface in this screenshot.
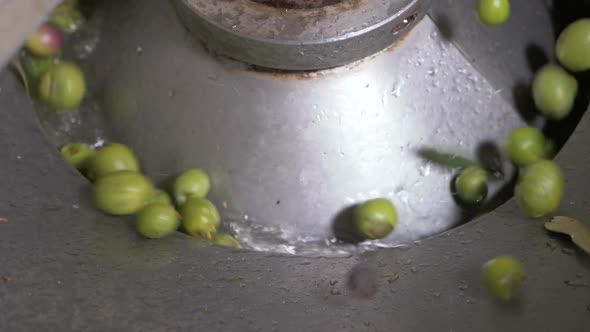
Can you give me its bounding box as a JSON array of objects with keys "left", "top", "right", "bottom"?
[
  {"left": 80, "top": 0, "right": 526, "bottom": 254},
  {"left": 0, "top": 69, "right": 589, "bottom": 330},
  {"left": 0, "top": 0, "right": 589, "bottom": 330}
]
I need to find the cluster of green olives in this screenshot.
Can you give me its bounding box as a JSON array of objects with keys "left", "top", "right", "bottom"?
[
  {"left": 60, "top": 141, "right": 240, "bottom": 248},
  {"left": 16, "top": 0, "right": 86, "bottom": 111},
  {"left": 468, "top": 3, "right": 590, "bottom": 303},
  {"left": 349, "top": 1, "right": 581, "bottom": 253}
]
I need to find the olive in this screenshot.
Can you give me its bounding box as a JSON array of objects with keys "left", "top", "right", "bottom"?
[
  {"left": 532, "top": 64, "right": 578, "bottom": 120},
  {"left": 173, "top": 168, "right": 211, "bottom": 206},
  {"left": 455, "top": 166, "right": 488, "bottom": 205},
  {"left": 347, "top": 263, "right": 379, "bottom": 299},
  {"left": 515, "top": 160, "right": 564, "bottom": 218},
  {"left": 145, "top": 189, "right": 173, "bottom": 206},
  {"left": 355, "top": 198, "right": 398, "bottom": 240},
  {"left": 506, "top": 127, "right": 546, "bottom": 167},
  {"left": 180, "top": 197, "right": 220, "bottom": 240},
  {"left": 543, "top": 138, "right": 557, "bottom": 159},
  {"left": 87, "top": 143, "right": 140, "bottom": 180},
  {"left": 60, "top": 142, "right": 94, "bottom": 170},
  {"left": 39, "top": 62, "right": 86, "bottom": 110},
  {"left": 212, "top": 233, "right": 242, "bottom": 248},
  {"left": 21, "top": 53, "right": 57, "bottom": 82},
  {"left": 477, "top": 0, "right": 511, "bottom": 26},
  {"left": 556, "top": 19, "right": 590, "bottom": 72},
  {"left": 94, "top": 171, "right": 154, "bottom": 215},
  {"left": 49, "top": 1, "right": 84, "bottom": 33},
  {"left": 26, "top": 24, "right": 63, "bottom": 57},
  {"left": 136, "top": 203, "right": 180, "bottom": 239},
  {"left": 482, "top": 256, "right": 525, "bottom": 302}
]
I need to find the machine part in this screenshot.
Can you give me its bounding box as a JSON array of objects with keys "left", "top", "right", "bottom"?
[
  {"left": 71, "top": 0, "right": 541, "bottom": 254},
  {"left": 173, "top": 0, "right": 429, "bottom": 70},
  {"left": 0, "top": 0, "right": 589, "bottom": 330}
]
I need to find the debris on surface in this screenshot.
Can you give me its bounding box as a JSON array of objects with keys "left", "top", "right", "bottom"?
[
  {"left": 545, "top": 216, "right": 590, "bottom": 256},
  {"left": 347, "top": 263, "right": 379, "bottom": 299},
  {"left": 2, "top": 276, "right": 12, "bottom": 284},
  {"left": 0, "top": 217, "right": 8, "bottom": 223},
  {"left": 563, "top": 280, "right": 589, "bottom": 288},
  {"left": 386, "top": 273, "right": 400, "bottom": 284}
]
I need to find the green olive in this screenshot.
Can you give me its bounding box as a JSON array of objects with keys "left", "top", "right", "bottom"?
[
  {"left": 60, "top": 142, "right": 94, "bottom": 170},
  {"left": 173, "top": 168, "right": 211, "bottom": 206},
  {"left": 49, "top": 1, "right": 84, "bottom": 33},
  {"left": 94, "top": 171, "right": 154, "bottom": 215},
  {"left": 455, "top": 166, "right": 488, "bottom": 205},
  {"left": 39, "top": 62, "right": 86, "bottom": 110},
  {"left": 482, "top": 256, "right": 525, "bottom": 302},
  {"left": 532, "top": 64, "right": 578, "bottom": 120},
  {"left": 515, "top": 160, "right": 564, "bottom": 218},
  {"left": 87, "top": 143, "right": 140, "bottom": 180},
  {"left": 212, "top": 233, "right": 242, "bottom": 248},
  {"left": 355, "top": 198, "right": 398, "bottom": 240},
  {"left": 556, "top": 19, "right": 590, "bottom": 72},
  {"left": 180, "top": 197, "right": 220, "bottom": 240},
  {"left": 506, "top": 127, "right": 546, "bottom": 167},
  {"left": 145, "top": 189, "right": 173, "bottom": 206},
  {"left": 136, "top": 203, "right": 180, "bottom": 239},
  {"left": 543, "top": 138, "right": 557, "bottom": 159},
  {"left": 21, "top": 53, "right": 57, "bottom": 81},
  {"left": 477, "top": 0, "right": 511, "bottom": 26}
]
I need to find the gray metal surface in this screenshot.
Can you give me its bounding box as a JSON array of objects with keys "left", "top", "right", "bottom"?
[
  {"left": 0, "top": 69, "right": 589, "bottom": 331},
  {"left": 67, "top": 0, "right": 540, "bottom": 254},
  {"left": 0, "top": 0, "right": 62, "bottom": 69},
  {"left": 1, "top": 1, "right": 589, "bottom": 330},
  {"left": 429, "top": 0, "right": 555, "bottom": 108},
  {"left": 173, "top": 0, "right": 428, "bottom": 70}
]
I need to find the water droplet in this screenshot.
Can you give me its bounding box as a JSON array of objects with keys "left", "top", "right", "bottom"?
[
  {"left": 418, "top": 163, "right": 431, "bottom": 177},
  {"left": 391, "top": 82, "right": 403, "bottom": 98}
]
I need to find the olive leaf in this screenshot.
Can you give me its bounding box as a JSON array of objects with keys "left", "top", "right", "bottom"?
[
  {"left": 11, "top": 59, "right": 31, "bottom": 98},
  {"left": 417, "top": 148, "right": 480, "bottom": 169}
]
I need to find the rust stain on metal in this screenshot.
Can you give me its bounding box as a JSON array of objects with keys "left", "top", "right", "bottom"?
[
  {"left": 245, "top": 17, "right": 420, "bottom": 81},
  {"left": 250, "top": 0, "right": 344, "bottom": 9}
]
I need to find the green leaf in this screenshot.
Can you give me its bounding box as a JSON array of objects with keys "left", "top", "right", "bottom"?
[
  {"left": 11, "top": 59, "right": 31, "bottom": 98},
  {"left": 417, "top": 148, "right": 480, "bottom": 169}
]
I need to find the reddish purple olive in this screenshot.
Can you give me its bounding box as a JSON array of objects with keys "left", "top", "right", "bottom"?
[{"left": 26, "top": 24, "right": 63, "bottom": 57}]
